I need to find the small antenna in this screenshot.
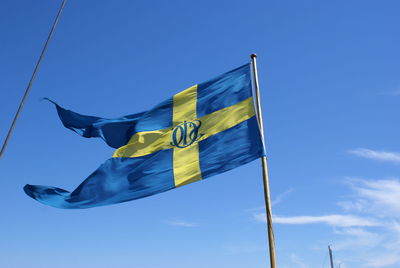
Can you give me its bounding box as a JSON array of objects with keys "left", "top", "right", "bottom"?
[{"left": 328, "top": 245, "right": 334, "bottom": 268}]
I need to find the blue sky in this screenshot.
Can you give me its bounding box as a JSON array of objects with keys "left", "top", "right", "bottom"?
[{"left": 0, "top": 0, "right": 399, "bottom": 267}]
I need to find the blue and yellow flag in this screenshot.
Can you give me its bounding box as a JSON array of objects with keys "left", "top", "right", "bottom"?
[{"left": 24, "top": 63, "right": 265, "bottom": 209}]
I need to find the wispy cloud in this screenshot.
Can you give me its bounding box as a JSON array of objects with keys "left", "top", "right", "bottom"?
[
  {"left": 366, "top": 254, "right": 400, "bottom": 267},
  {"left": 335, "top": 179, "right": 400, "bottom": 267},
  {"left": 272, "top": 188, "right": 293, "bottom": 206},
  {"left": 378, "top": 84, "right": 400, "bottom": 96},
  {"left": 333, "top": 227, "right": 383, "bottom": 250},
  {"left": 164, "top": 220, "right": 198, "bottom": 227},
  {"left": 256, "top": 178, "right": 400, "bottom": 267},
  {"left": 348, "top": 148, "right": 400, "bottom": 164},
  {"left": 290, "top": 253, "right": 309, "bottom": 268},
  {"left": 379, "top": 91, "right": 400, "bottom": 96},
  {"left": 245, "top": 189, "right": 294, "bottom": 213},
  {"left": 254, "top": 213, "right": 381, "bottom": 227},
  {"left": 389, "top": 91, "right": 400, "bottom": 96},
  {"left": 341, "top": 178, "right": 400, "bottom": 216}
]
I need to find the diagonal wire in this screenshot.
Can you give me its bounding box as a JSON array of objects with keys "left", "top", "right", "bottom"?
[{"left": 0, "top": 0, "right": 67, "bottom": 159}]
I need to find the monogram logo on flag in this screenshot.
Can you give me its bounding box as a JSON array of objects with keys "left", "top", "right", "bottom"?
[{"left": 171, "top": 120, "right": 202, "bottom": 148}]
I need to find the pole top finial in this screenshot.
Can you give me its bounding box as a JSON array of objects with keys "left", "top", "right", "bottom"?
[{"left": 251, "top": 53, "right": 257, "bottom": 59}]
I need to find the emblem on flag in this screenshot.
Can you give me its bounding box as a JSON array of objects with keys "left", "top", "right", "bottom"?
[{"left": 171, "top": 120, "right": 203, "bottom": 148}]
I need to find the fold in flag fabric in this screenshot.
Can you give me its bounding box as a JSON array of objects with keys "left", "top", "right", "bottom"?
[{"left": 24, "top": 63, "right": 265, "bottom": 209}]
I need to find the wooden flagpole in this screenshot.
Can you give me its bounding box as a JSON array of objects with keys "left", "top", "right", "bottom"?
[
  {"left": 251, "top": 54, "right": 277, "bottom": 268},
  {"left": 0, "top": 0, "right": 68, "bottom": 159}
]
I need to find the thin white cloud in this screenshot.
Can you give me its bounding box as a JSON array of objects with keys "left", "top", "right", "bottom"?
[
  {"left": 380, "top": 91, "right": 400, "bottom": 96},
  {"left": 333, "top": 227, "right": 383, "bottom": 250},
  {"left": 384, "top": 86, "right": 400, "bottom": 96},
  {"left": 343, "top": 178, "right": 400, "bottom": 216},
  {"left": 366, "top": 254, "right": 400, "bottom": 267},
  {"left": 290, "top": 253, "right": 309, "bottom": 268},
  {"left": 164, "top": 220, "right": 198, "bottom": 227},
  {"left": 335, "top": 179, "right": 400, "bottom": 267},
  {"left": 254, "top": 213, "right": 381, "bottom": 227},
  {"left": 245, "top": 189, "right": 294, "bottom": 213},
  {"left": 348, "top": 148, "right": 400, "bottom": 164},
  {"left": 256, "top": 178, "right": 400, "bottom": 268},
  {"left": 378, "top": 84, "right": 400, "bottom": 96},
  {"left": 337, "top": 200, "right": 367, "bottom": 213},
  {"left": 390, "top": 91, "right": 400, "bottom": 96},
  {"left": 272, "top": 188, "right": 293, "bottom": 206}
]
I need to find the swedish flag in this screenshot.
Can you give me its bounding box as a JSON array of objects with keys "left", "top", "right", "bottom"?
[{"left": 24, "top": 63, "right": 265, "bottom": 209}]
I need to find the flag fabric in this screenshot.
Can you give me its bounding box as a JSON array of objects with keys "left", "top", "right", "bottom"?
[{"left": 24, "top": 63, "right": 265, "bottom": 209}]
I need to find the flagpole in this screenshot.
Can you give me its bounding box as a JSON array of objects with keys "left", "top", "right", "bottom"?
[
  {"left": 251, "top": 53, "right": 277, "bottom": 268},
  {"left": 0, "top": 0, "right": 68, "bottom": 159}
]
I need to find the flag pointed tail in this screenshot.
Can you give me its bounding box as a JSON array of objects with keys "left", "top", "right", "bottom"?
[
  {"left": 23, "top": 152, "right": 175, "bottom": 209},
  {"left": 45, "top": 98, "right": 145, "bottom": 149}
]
